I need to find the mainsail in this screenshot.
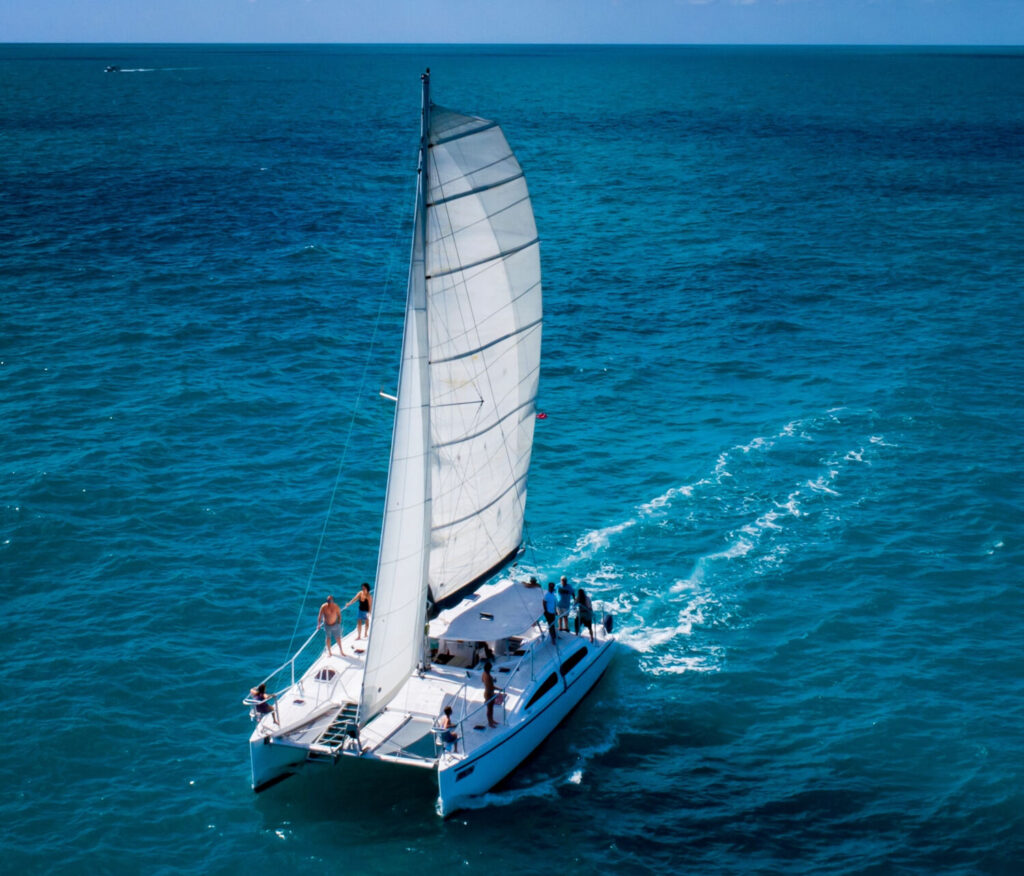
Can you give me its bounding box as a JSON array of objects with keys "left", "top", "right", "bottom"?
[{"left": 358, "top": 73, "right": 542, "bottom": 723}]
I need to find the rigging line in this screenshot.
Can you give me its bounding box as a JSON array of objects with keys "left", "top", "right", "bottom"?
[
  {"left": 283, "top": 238, "right": 401, "bottom": 659},
  {"left": 511, "top": 518, "right": 545, "bottom": 620}
]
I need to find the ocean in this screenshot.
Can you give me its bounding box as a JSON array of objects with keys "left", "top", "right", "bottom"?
[{"left": 1, "top": 43, "right": 1022, "bottom": 874}]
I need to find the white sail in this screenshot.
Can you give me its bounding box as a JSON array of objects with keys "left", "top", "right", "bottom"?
[
  {"left": 359, "top": 78, "right": 541, "bottom": 723},
  {"left": 358, "top": 101, "right": 433, "bottom": 724},
  {"left": 425, "top": 105, "right": 542, "bottom": 602}
]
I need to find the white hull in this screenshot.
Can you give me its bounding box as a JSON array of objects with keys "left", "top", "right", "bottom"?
[
  {"left": 248, "top": 579, "right": 616, "bottom": 814},
  {"left": 436, "top": 634, "right": 614, "bottom": 815},
  {"left": 250, "top": 735, "right": 308, "bottom": 792}
]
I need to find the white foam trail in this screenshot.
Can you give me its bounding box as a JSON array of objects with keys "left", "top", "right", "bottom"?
[
  {"left": 777, "top": 491, "right": 802, "bottom": 517},
  {"left": 737, "top": 435, "right": 769, "bottom": 453},
  {"left": 445, "top": 728, "right": 620, "bottom": 813},
  {"left": 561, "top": 479, "right": 709, "bottom": 567},
  {"left": 638, "top": 482, "right": 699, "bottom": 516},
  {"left": 437, "top": 778, "right": 559, "bottom": 814},
  {"left": 643, "top": 647, "right": 724, "bottom": 675},
  {"left": 569, "top": 519, "right": 636, "bottom": 561},
  {"left": 807, "top": 474, "right": 841, "bottom": 496}
]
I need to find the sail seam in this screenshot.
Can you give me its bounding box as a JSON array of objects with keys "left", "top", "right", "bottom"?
[
  {"left": 426, "top": 172, "right": 525, "bottom": 207},
  {"left": 426, "top": 237, "right": 539, "bottom": 281},
  {"left": 430, "top": 120, "right": 498, "bottom": 146},
  {"left": 432, "top": 314, "right": 541, "bottom": 365}
]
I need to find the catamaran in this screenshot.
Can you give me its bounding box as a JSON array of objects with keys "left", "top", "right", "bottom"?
[{"left": 245, "top": 70, "right": 616, "bottom": 816}]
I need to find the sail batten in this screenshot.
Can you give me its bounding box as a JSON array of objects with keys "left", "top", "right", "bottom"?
[
  {"left": 430, "top": 119, "right": 499, "bottom": 145},
  {"left": 431, "top": 394, "right": 538, "bottom": 449},
  {"left": 426, "top": 236, "right": 539, "bottom": 281},
  {"left": 427, "top": 171, "right": 526, "bottom": 207},
  {"left": 431, "top": 314, "right": 541, "bottom": 365}
]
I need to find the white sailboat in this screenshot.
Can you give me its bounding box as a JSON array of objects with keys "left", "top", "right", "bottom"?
[{"left": 245, "top": 70, "right": 616, "bottom": 816}]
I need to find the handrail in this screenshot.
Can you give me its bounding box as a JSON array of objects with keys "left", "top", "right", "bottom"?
[
  {"left": 242, "top": 626, "right": 326, "bottom": 713},
  {"left": 430, "top": 604, "right": 617, "bottom": 757},
  {"left": 251, "top": 599, "right": 369, "bottom": 704}
]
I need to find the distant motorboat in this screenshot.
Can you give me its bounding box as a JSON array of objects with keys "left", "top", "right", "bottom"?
[{"left": 104, "top": 65, "right": 120, "bottom": 73}]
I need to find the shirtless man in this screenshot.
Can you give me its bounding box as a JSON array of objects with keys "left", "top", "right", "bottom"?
[{"left": 317, "top": 595, "right": 345, "bottom": 656}]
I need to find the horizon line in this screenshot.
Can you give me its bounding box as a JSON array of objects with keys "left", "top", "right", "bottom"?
[{"left": 3, "top": 40, "right": 1024, "bottom": 48}]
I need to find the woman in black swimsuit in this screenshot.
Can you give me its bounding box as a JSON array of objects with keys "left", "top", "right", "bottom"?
[{"left": 345, "top": 582, "right": 373, "bottom": 640}]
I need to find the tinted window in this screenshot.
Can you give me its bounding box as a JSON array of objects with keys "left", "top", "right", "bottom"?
[
  {"left": 560, "top": 647, "right": 588, "bottom": 677},
  {"left": 525, "top": 673, "right": 559, "bottom": 709}
]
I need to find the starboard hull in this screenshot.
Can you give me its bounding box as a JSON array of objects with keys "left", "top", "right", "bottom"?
[{"left": 436, "top": 636, "right": 615, "bottom": 815}]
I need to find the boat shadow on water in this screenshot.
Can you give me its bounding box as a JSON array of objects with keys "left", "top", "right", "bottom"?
[{"left": 252, "top": 755, "right": 440, "bottom": 826}]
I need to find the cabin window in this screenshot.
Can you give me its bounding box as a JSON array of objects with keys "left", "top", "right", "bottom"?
[
  {"left": 560, "top": 647, "right": 588, "bottom": 677},
  {"left": 525, "top": 673, "right": 559, "bottom": 709},
  {"left": 456, "top": 765, "right": 475, "bottom": 782}
]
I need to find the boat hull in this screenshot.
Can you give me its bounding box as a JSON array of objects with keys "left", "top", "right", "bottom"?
[
  {"left": 250, "top": 735, "right": 309, "bottom": 792},
  {"left": 436, "top": 636, "right": 615, "bottom": 815}
]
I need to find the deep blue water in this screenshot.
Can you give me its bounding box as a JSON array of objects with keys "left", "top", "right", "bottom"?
[{"left": 2, "top": 44, "right": 1023, "bottom": 874}]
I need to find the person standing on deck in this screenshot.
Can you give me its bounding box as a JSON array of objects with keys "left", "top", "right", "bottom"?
[
  {"left": 575, "top": 588, "right": 595, "bottom": 643},
  {"left": 557, "top": 576, "right": 574, "bottom": 632},
  {"left": 344, "top": 582, "right": 373, "bottom": 640},
  {"left": 543, "top": 582, "right": 558, "bottom": 643},
  {"left": 317, "top": 595, "right": 345, "bottom": 656},
  {"left": 482, "top": 661, "right": 499, "bottom": 728}
]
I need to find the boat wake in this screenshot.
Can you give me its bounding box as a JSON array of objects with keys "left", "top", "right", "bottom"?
[
  {"left": 551, "top": 409, "right": 894, "bottom": 676},
  {"left": 438, "top": 727, "right": 620, "bottom": 814}
]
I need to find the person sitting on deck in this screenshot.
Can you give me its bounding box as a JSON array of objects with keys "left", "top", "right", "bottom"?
[
  {"left": 250, "top": 682, "right": 279, "bottom": 726},
  {"left": 439, "top": 706, "right": 458, "bottom": 752}
]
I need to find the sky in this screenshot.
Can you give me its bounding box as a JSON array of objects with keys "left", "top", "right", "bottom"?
[{"left": 0, "top": 0, "right": 1022, "bottom": 45}]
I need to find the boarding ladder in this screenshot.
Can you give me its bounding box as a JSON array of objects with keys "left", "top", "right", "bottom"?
[{"left": 308, "top": 701, "right": 359, "bottom": 761}]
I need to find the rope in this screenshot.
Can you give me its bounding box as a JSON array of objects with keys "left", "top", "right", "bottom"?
[{"left": 284, "top": 228, "right": 405, "bottom": 658}]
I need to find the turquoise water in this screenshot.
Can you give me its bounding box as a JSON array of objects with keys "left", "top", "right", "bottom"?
[{"left": 2, "top": 44, "right": 1022, "bottom": 874}]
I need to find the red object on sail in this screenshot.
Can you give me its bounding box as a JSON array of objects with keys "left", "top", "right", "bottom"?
[{"left": 536, "top": 412, "right": 547, "bottom": 419}]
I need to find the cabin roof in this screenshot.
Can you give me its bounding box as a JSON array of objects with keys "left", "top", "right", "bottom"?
[{"left": 429, "top": 579, "right": 542, "bottom": 642}]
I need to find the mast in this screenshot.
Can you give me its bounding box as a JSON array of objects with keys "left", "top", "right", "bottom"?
[
  {"left": 359, "top": 69, "right": 542, "bottom": 723},
  {"left": 415, "top": 68, "right": 433, "bottom": 665},
  {"left": 357, "top": 71, "right": 435, "bottom": 725}
]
